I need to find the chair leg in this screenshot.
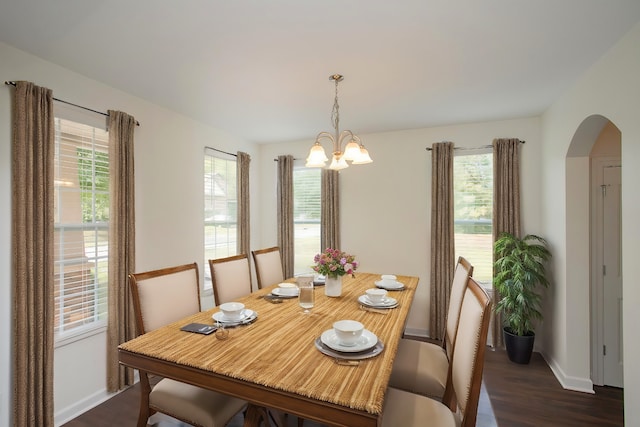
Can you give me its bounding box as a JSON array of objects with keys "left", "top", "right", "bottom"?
[
  {"left": 297, "top": 418, "right": 304, "bottom": 427},
  {"left": 137, "top": 372, "right": 153, "bottom": 427}
]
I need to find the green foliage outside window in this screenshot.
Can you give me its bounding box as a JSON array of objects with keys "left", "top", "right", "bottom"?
[
  {"left": 77, "top": 148, "right": 109, "bottom": 223},
  {"left": 454, "top": 154, "right": 492, "bottom": 234}
]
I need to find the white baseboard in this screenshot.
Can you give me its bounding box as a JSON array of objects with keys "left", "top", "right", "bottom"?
[
  {"left": 54, "top": 388, "right": 117, "bottom": 427},
  {"left": 54, "top": 372, "right": 139, "bottom": 426},
  {"left": 541, "top": 352, "right": 595, "bottom": 394}
]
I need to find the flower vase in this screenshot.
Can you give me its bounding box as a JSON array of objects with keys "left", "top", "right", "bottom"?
[{"left": 325, "top": 275, "right": 343, "bottom": 297}]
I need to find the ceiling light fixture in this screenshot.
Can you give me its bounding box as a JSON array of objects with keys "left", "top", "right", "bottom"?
[{"left": 305, "top": 74, "right": 373, "bottom": 170}]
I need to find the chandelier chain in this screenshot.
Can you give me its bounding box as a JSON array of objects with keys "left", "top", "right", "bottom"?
[{"left": 331, "top": 78, "right": 340, "bottom": 132}]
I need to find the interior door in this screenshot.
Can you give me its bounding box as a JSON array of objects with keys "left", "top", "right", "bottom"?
[{"left": 602, "top": 164, "right": 623, "bottom": 387}]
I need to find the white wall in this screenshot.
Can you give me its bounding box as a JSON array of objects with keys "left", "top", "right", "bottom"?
[
  {"left": 540, "top": 20, "right": 640, "bottom": 422},
  {"left": 258, "top": 117, "right": 542, "bottom": 336},
  {"left": 0, "top": 42, "right": 259, "bottom": 426}
]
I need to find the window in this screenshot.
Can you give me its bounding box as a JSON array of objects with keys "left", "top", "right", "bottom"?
[
  {"left": 293, "top": 167, "right": 321, "bottom": 274},
  {"left": 54, "top": 118, "right": 109, "bottom": 339},
  {"left": 204, "top": 149, "right": 237, "bottom": 289},
  {"left": 454, "top": 152, "right": 493, "bottom": 285}
]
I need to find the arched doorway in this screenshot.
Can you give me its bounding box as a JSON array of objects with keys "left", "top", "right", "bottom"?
[{"left": 566, "top": 114, "right": 622, "bottom": 388}]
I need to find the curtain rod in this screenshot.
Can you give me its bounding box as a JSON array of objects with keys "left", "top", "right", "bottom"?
[
  {"left": 205, "top": 146, "right": 237, "bottom": 157},
  {"left": 425, "top": 140, "right": 525, "bottom": 151},
  {"left": 4, "top": 81, "right": 140, "bottom": 126}
]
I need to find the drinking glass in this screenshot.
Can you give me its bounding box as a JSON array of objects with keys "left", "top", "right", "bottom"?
[{"left": 297, "top": 273, "right": 315, "bottom": 314}]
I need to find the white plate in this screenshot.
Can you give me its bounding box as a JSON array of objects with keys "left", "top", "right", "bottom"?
[
  {"left": 358, "top": 294, "right": 398, "bottom": 308},
  {"left": 320, "top": 329, "right": 378, "bottom": 353},
  {"left": 315, "top": 337, "right": 385, "bottom": 360},
  {"left": 272, "top": 288, "right": 299, "bottom": 297},
  {"left": 375, "top": 280, "right": 405, "bottom": 290},
  {"left": 212, "top": 309, "right": 255, "bottom": 324}
]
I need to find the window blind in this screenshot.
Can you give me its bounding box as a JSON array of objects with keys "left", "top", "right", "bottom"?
[
  {"left": 293, "top": 167, "right": 321, "bottom": 274},
  {"left": 454, "top": 152, "right": 493, "bottom": 284},
  {"left": 53, "top": 118, "right": 110, "bottom": 338},
  {"left": 203, "top": 148, "right": 238, "bottom": 289}
]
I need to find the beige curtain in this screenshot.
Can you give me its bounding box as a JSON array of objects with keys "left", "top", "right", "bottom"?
[
  {"left": 429, "top": 142, "right": 455, "bottom": 341},
  {"left": 277, "top": 155, "right": 294, "bottom": 278},
  {"left": 321, "top": 169, "right": 340, "bottom": 250},
  {"left": 237, "top": 151, "right": 251, "bottom": 255},
  {"left": 106, "top": 110, "right": 137, "bottom": 391},
  {"left": 12, "top": 81, "right": 55, "bottom": 427},
  {"left": 492, "top": 137, "right": 522, "bottom": 347}
]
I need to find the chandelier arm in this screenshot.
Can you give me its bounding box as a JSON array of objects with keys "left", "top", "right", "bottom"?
[{"left": 315, "top": 132, "right": 336, "bottom": 144}]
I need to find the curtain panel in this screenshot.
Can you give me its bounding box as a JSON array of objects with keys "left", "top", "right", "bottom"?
[
  {"left": 12, "top": 81, "right": 55, "bottom": 427},
  {"left": 429, "top": 141, "right": 455, "bottom": 341},
  {"left": 321, "top": 169, "right": 340, "bottom": 250},
  {"left": 106, "top": 110, "right": 137, "bottom": 391},
  {"left": 492, "top": 137, "right": 522, "bottom": 347},
  {"left": 237, "top": 151, "right": 251, "bottom": 256},
  {"left": 277, "top": 155, "right": 294, "bottom": 278}
]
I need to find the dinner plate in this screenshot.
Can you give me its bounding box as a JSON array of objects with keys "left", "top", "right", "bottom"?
[
  {"left": 320, "top": 329, "right": 378, "bottom": 353},
  {"left": 374, "top": 280, "right": 405, "bottom": 290},
  {"left": 314, "top": 336, "right": 384, "bottom": 360},
  {"left": 357, "top": 294, "right": 398, "bottom": 308},
  {"left": 272, "top": 288, "right": 299, "bottom": 298},
  {"left": 212, "top": 309, "right": 257, "bottom": 325}
]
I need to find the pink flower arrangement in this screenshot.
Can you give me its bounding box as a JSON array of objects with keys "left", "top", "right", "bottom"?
[{"left": 312, "top": 248, "right": 358, "bottom": 278}]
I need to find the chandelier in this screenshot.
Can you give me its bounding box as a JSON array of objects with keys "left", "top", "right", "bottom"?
[{"left": 305, "top": 74, "right": 373, "bottom": 170}]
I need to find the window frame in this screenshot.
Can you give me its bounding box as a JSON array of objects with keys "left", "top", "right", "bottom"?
[
  {"left": 203, "top": 148, "right": 238, "bottom": 291},
  {"left": 453, "top": 149, "right": 494, "bottom": 287},
  {"left": 292, "top": 163, "right": 321, "bottom": 275},
  {"left": 53, "top": 115, "right": 110, "bottom": 346}
]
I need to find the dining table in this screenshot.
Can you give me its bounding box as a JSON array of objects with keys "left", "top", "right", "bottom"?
[{"left": 118, "top": 271, "right": 418, "bottom": 427}]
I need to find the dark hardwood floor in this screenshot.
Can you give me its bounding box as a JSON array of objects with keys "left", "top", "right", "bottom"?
[
  {"left": 483, "top": 349, "right": 624, "bottom": 426},
  {"left": 63, "top": 349, "right": 623, "bottom": 426}
]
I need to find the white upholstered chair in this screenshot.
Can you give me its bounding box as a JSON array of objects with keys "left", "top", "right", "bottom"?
[
  {"left": 389, "top": 256, "right": 473, "bottom": 400},
  {"left": 382, "top": 277, "right": 492, "bottom": 427},
  {"left": 251, "top": 246, "right": 285, "bottom": 289},
  {"left": 128, "top": 262, "right": 247, "bottom": 427},
  {"left": 208, "top": 254, "right": 253, "bottom": 305}
]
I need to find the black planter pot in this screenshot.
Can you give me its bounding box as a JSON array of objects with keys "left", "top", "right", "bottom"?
[{"left": 503, "top": 327, "right": 535, "bottom": 364}]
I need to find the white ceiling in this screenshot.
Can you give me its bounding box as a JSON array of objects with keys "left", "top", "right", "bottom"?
[{"left": 1, "top": 0, "right": 640, "bottom": 144}]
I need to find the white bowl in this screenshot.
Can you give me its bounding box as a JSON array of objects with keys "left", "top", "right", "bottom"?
[
  {"left": 219, "top": 302, "right": 245, "bottom": 321},
  {"left": 333, "top": 320, "right": 364, "bottom": 347},
  {"left": 277, "top": 282, "right": 299, "bottom": 295},
  {"left": 381, "top": 274, "right": 397, "bottom": 284},
  {"left": 365, "top": 288, "right": 388, "bottom": 303}
]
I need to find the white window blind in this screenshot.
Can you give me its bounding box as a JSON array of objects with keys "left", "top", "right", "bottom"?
[
  {"left": 204, "top": 148, "right": 237, "bottom": 289},
  {"left": 293, "top": 167, "right": 321, "bottom": 274},
  {"left": 454, "top": 152, "right": 493, "bottom": 285},
  {"left": 54, "top": 118, "right": 109, "bottom": 339}
]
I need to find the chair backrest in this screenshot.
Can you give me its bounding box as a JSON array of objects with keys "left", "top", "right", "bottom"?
[
  {"left": 129, "top": 263, "right": 201, "bottom": 334},
  {"left": 443, "top": 256, "right": 474, "bottom": 359},
  {"left": 446, "top": 277, "right": 492, "bottom": 427},
  {"left": 209, "top": 254, "right": 253, "bottom": 305},
  {"left": 252, "top": 246, "right": 285, "bottom": 289}
]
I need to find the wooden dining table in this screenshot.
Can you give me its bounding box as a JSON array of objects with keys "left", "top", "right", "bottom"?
[{"left": 119, "top": 272, "right": 418, "bottom": 427}]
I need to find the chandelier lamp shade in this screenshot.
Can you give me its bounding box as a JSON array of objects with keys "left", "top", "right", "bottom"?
[{"left": 305, "top": 74, "right": 373, "bottom": 170}]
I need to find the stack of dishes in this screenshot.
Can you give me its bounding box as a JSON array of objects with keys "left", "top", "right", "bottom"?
[
  {"left": 271, "top": 282, "right": 299, "bottom": 298},
  {"left": 315, "top": 321, "right": 384, "bottom": 360},
  {"left": 374, "top": 274, "right": 405, "bottom": 290},
  {"left": 358, "top": 293, "right": 398, "bottom": 309},
  {"left": 212, "top": 302, "right": 258, "bottom": 326}
]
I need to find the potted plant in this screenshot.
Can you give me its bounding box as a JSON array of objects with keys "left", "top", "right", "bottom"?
[{"left": 493, "top": 232, "right": 552, "bottom": 364}]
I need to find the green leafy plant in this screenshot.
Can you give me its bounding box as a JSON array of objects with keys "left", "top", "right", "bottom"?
[{"left": 493, "top": 233, "right": 552, "bottom": 337}]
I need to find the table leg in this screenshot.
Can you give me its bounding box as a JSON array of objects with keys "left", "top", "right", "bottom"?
[{"left": 243, "top": 403, "right": 274, "bottom": 427}]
